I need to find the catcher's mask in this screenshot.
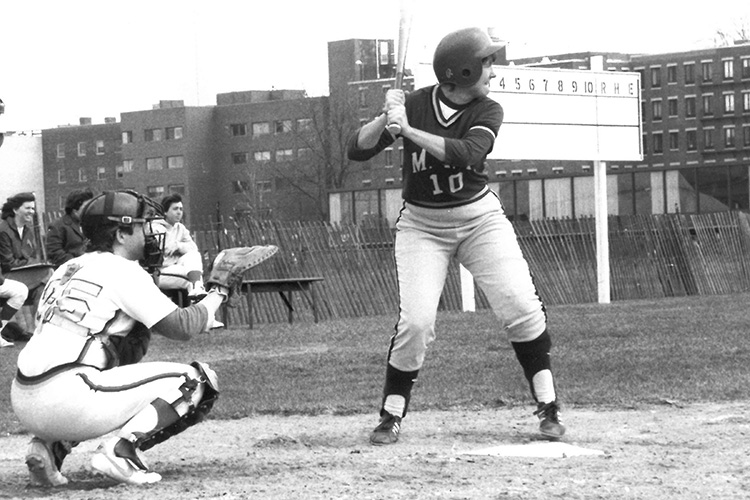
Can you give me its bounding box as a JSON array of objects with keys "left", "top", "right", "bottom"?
[{"left": 80, "top": 189, "right": 166, "bottom": 271}]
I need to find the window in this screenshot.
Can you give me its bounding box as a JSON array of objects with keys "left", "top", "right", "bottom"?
[
  {"left": 743, "top": 91, "right": 750, "bottom": 112},
  {"left": 257, "top": 180, "right": 272, "bottom": 193},
  {"left": 275, "top": 149, "right": 293, "bottom": 162},
  {"left": 167, "top": 155, "right": 184, "bottom": 169},
  {"left": 274, "top": 120, "right": 292, "bottom": 134},
  {"left": 122, "top": 131, "right": 133, "bottom": 144},
  {"left": 379, "top": 40, "right": 391, "bottom": 65},
  {"left": 146, "top": 157, "right": 163, "bottom": 170},
  {"left": 744, "top": 126, "right": 750, "bottom": 147},
  {"left": 385, "top": 148, "right": 393, "bottom": 167},
  {"left": 669, "top": 131, "right": 679, "bottom": 150},
  {"left": 650, "top": 66, "right": 661, "bottom": 88},
  {"left": 667, "top": 65, "right": 677, "bottom": 83},
  {"left": 684, "top": 63, "right": 695, "bottom": 84},
  {"left": 56, "top": 144, "right": 65, "bottom": 159},
  {"left": 653, "top": 133, "right": 663, "bottom": 154},
  {"left": 724, "top": 126, "right": 735, "bottom": 148},
  {"left": 685, "top": 96, "right": 696, "bottom": 117},
  {"left": 297, "top": 147, "right": 313, "bottom": 160},
  {"left": 701, "top": 61, "right": 712, "bottom": 82},
  {"left": 147, "top": 186, "right": 165, "bottom": 199},
  {"left": 166, "top": 126, "right": 183, "bottom": 140},
  {"left": 115, "top": 165, "right": 125, "bottom": 178},
  {"left": 742, "top": 57, "right": 750, "bottom": 78},
  {"left": 296, "top": 118, "right": 313, "bottom": 132},
  {"left": 168, "top": 184, "right": 186, "bottom": 196},
  {"left": 78, "top": 168, "right": 87, "bottom": 182},
  {"left": 97, "top": 166, "right": 106, "bottom": 180},
  {"left": 702, "top": 94, "right": 713, "bottom": 116},
  {"left": 723, "top": 58, "right": 734, "bottom": 80},
  {"left": 77, "top": 142, "right": 86, "bottom": 157},
  {"left": 652, "top": 100, "right": 662, "bottom": 120},
  {"left": 668, "top": 98, "right": 678, "bottom": 117},
  {"left": 252, "top": 122, "right": 270, "bottom": 137},
  {"left": 57, "top": 169, "right": 66, "bottom": 184},
  {"left": 232, "top": 180, "right": 249, "bottom": 193},
  {"left": 231, "top": 123, "right": 247, "bottom": 137},
  {"left": 703, "top": 128, "right": 715, "bottom": 149},
  {"left": 144, "top": 128, "right": 163, "bottom": 142},
  {"left": 724, "top": 93, "right": 735, "bottom": 113},
  {"left": 123, "top": 159, "right": 135, "bottom": 173},
  {"left": 232, "top": 152, "right": 248, "bottom": 165},
  {"left": 686, "top": 129, "right": 697, "bottom": 151},
  {"left": 254, "top": 150, "right": 271, "bottom": 162},
  {"left": 94, "top": 140, "right": 105, "bottom": 155},
  {"left": 359, "top": 87, "right": 367, "bottom": 108}
]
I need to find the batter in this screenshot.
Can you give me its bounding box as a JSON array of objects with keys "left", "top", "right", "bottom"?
[{"left": 347, "top": 27, "right": 566, "bottom": 445}]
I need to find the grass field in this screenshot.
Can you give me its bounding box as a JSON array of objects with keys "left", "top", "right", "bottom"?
[{"left": 2, "top": 292, "right": 749, "bottom": 436}]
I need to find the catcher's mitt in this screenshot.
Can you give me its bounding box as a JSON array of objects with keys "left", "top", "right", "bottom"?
[{"left": 206, "top": 245, "right": 278, "bottom": 305}]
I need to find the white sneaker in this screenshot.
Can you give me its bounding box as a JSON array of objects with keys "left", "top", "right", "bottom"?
[
  {"left": 210, "top": 318, "right": 224, "bottom": 329},
  {"left": 91, "top": 438, "right": 161, "bottom": 485},
  {"left": 26, "top": 437, "right": 69, "bottom": 487},
  {"left": 188, "top": 282, "right": 207, "bottom": 299},
  {"left": 0, "top": 337, "right": 14, "bottom": 348}
]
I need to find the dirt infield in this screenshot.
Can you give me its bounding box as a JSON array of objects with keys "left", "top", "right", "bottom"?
[{"left": 1, "top": 401, "right": 748, "bottom": 499}]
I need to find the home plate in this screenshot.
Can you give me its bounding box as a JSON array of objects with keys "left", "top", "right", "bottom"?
[{"left": 463, "top": 442, "right": 604, "bottom": 458}]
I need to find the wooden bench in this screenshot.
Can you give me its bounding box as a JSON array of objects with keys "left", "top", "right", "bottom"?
[{"left": 223, "top": 277, "right": 324, "bottom": 329}]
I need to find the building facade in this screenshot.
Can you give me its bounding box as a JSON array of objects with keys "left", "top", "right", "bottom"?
[{"left": 27, "top": 37, "right": 750, "bottom": 226}]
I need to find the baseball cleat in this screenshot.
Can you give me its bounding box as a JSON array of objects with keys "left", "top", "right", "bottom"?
[
  {"left": 91, "top": 438, "right": 161, "bottom": 485},
  {"left": 534, "top": 400, "right": 566, "bottom": 440},
  {"left": 26, "top": 437, "right": 69, "bottom": 487},
  {"left": 369, "top": 412, "right": 402, "bottom": 445}
]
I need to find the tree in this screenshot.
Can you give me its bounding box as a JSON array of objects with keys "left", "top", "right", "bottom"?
[
  {"left": 714, "top": 16, "right": 750, "bottom": 46},
  {"left": 240, "top": 94, "right": 360, "bottom": 221}
]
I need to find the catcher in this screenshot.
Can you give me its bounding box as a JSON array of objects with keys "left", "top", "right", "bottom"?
[{"left": 10, "top": 189, "right": 277, "bottom": 487}]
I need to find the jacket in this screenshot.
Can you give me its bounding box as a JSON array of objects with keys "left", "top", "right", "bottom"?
[
  {"left": 0, "top": 217, "right": 37, "bottom": 273},
  {"left": 46, "top": 214, "right": 87, "bottom": 268}
]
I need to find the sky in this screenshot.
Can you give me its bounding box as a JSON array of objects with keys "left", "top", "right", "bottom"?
[{"left": 1, "top": 0, "right": 749, "bottom": 132}]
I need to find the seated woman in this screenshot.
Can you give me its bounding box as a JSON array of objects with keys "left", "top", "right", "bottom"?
[
  {"left": 0, "top": 192, "right": 52, "bottom": 333},
  {"left": 154, "top": 193, "right": 206, "bottom": 299}
]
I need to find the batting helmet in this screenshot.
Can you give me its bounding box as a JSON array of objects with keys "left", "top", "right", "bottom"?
[{"left": 433, "top": 27, "right": 505, "bottom": 87}]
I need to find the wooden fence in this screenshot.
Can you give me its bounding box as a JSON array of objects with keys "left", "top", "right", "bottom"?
[
  {"left": 35, "top": 211, "right": 750, "bottom": 325},
  {"left": 188, "top": 211, "right": 750, "bottom": 325}
]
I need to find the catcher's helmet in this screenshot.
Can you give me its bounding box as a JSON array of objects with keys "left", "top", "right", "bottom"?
[
  {"left": 433, "top": 27, "right": 505, "bottom": 87},
  {"left": 80, "top": 190, "right": 165, "bottom": 269}
]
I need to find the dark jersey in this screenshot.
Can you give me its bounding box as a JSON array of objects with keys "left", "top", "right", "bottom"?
[
  {"left": 402, "top": 85, "right": 503, "bottom": 207},
  {"left": 347, "top": 85, "right": 504, "bottom": 208}
]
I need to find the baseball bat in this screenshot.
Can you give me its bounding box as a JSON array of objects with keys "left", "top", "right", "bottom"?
[{"left": 386, "top": 0, "right": 413, "bottom": 136}]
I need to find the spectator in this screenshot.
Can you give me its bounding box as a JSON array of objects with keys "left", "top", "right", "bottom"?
[
  {"left": 0, "top": 192, "right": 52, "bottom": 328},
  {"left": 46, "top": 188, "right": 94, "bottom": 268},
  {"left": 0, "top": 269, "right": 29, "bottom": 347},
  {"left": 154, "top": 193, "right": 206, "bottom": 298}
]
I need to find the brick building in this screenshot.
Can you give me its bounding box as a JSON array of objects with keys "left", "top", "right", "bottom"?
[{"left": 36, "top": 37, "right": 750, "bottom": 225}]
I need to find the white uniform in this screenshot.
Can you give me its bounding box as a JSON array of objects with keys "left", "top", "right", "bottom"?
[{"left": 11, "top": 251, "right": 204, "bottom": 443}]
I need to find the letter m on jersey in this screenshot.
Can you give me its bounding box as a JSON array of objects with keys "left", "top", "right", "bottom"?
[{"left": 411, "top": 149, "right": 427, "bottom": 173}]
